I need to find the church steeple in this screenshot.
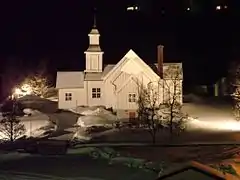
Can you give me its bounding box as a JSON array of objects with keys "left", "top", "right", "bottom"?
[{"left": 84, "top": 9, "right": 104, "bottom": 73}]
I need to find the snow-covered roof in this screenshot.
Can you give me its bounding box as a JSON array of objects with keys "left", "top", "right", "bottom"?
[
  {"left": 89, "top": 28, "right": 99, "bottom": 35},
  {"left": 84, "top": 72, "right": 102, "bottom": 81},
  {"left": 102, "top": 64, "right": 115, "bottom": 77},
  {"left": 56, "top": 72, "right": 84, "bottom": 89},
  {"left": 152, "top": 63, "right": 183, "bottom": 79},
  {"left": 157, "top": 161, "right": 237, "bottom": 180},
  {"left": 86, "top": 45, "right": 101, "bottom": 52}
]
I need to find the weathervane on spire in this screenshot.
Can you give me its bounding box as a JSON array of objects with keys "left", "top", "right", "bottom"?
[{"left": 93, "top": 7, "right": 97, "bottom": 28}]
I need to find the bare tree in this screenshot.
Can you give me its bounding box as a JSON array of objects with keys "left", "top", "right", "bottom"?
[
  {"left": 21, "top": 74, "right": 50, "bottom": 98},
  {"left": 136, "top": 64, "right": 186, "bottom": 143},
  {"left": 137, "top": 82, "right": 162, "bottom": 144},
  {"left": 0, "top": 99, "right": 25, "bottom": 141},
  {"left": 161, "top": 65, "right": 187, "bottom": 136},
  {"left": 228, "top": 61, "right": 240, "bottom": 120}
]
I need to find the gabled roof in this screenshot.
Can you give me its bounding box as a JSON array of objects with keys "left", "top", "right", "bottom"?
[
  {"left": 56, "top": 72, "right": 84, "bottom": 89},
  {"left": 157, "top": 161, "right": 238, "bottom": 180},
  {"left": 102, "top": 49, "right": 159, "bottom": 81},
  {"left": 102, "top": 64, "right": 115, "bottom": 77}
]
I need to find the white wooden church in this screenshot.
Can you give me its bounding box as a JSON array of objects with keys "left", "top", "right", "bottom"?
[{"left": 56, "top": 21, "right": 183, "bottom": 120}]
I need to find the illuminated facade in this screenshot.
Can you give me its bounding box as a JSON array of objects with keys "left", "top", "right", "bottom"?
[{"left": 56, "top": 22, "right": 183, "bottom": 119}]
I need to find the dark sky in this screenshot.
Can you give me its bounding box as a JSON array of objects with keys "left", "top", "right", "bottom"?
[{"left": 0, "top": 0, "right": 239, "bottom": 98}]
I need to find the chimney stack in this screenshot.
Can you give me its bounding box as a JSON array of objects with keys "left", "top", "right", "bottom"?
[{"left": 157, "top": 45, "right": 164, "bottom": 78}]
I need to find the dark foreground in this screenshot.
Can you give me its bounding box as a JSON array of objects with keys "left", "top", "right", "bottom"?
[{"left": 0, "top": 153, "right": 157, "bottom": 180}]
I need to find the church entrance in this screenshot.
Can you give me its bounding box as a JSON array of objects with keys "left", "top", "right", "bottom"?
[{"left": 129, "top": 111, "right": 136, "bottom": 123}]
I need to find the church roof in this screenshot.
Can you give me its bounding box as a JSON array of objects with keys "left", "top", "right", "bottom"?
[
  {"left": 89, "top": 28, "right": 99, "bottom": 35},
  {"left": 154, "top": 63, "right": 183, "bottom": 80},
  {"left": 157, "top": 161, "right": 237, "bottom": 180},
  {"left": 56, "top": 71, "right": 84, "bottom": 89},
  {"left": 84, "top": 72, "right": 102, "bottom": 81},
  {"left": 102, "top": 64, "right": 115, "bottom": 77},
  {"left": 86, "top": 45, "right": 102, "bottom": 52}
]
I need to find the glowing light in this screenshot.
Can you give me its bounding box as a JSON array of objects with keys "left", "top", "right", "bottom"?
[
  {"left": 21, "top": 84, "right": 32, "bottom": 95},
  {"left": 14, "top": 88, "right": 22, "bottom": 95},
  {"left": 224, "top": 5, "right": 227, "bottom": 9},
  {"left": 187, "top": 7, "right": 190, "bottom": 11},
  {"left": 216, "top": 5, "right": 221, "bottom": 10},
  {"left": 12, "top": 84, "right": 33, "bottom": 98},
  {"left": 189, "top": 118, "right": 240, "bottom": 132},
  {"left": 127, "top": 6, "right": 139, "bottom": 11}
]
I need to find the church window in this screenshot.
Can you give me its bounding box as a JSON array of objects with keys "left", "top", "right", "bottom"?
[
  {"left": 65, "top": 93, "right": 72, "bottom": 101},
  {"left": 128, "top": 93, "right": 136, "bottom": 102},
  {"left": 92, "top": 88, "right": 101, "bottom": 98}
]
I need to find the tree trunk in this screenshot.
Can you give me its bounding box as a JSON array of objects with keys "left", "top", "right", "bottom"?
[
  {"left": 10, "top": 120, "right": 13, "bottom": 142},
  {"left": 152, "top": 133, "right": 156, "bottom": 144}
]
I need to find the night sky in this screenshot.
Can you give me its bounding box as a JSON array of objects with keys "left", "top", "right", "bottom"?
[{"left": 0, "top": 0, "right": 239, "bottom": 99}]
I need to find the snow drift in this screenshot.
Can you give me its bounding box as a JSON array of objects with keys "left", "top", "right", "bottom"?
[
  {"left": 0, "top": 108, "right": 56, "bottom": 140},
  {"left": 75, "top": 107, "right": 117, "bottom": 127}
]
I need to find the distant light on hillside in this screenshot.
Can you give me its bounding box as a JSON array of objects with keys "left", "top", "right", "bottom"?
[
  {"left": 127, "top": 6, "right": 139, "bottom": 11},
  {"left": 216, "top": 5, "right": 221, "bottom": 10}
]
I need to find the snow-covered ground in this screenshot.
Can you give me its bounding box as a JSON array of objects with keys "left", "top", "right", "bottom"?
[
  {"left": 0, "top": 108, "right": 56, "bottom": 140},
  {"left": 183, "top": 102, "right": 240, "bottom": 132},
  {"left": 70, "top": 107, "right": 118, "bottom": 141},
  {"left": 71, "top": 100, "right": 240, "bottom": 141},
  {"left": 20, "top": 109, "right": 55, "bottom": 138},
  {"left": 75, "top": 107, "right": 118, "bottom": 127}
]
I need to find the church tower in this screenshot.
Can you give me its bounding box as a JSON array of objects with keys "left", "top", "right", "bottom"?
[{"left": 84, "top": 13, "right": 104, "bottom": 73}]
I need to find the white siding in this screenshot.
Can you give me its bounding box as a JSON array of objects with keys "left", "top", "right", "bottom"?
[
  {"left": 58, "top": 88, "right": 86, "bottom": 109},
  {"left": 117, "top": 79, "right": 138, "bottom": 110},
  {"left": 104, "top": 80, "right": 116, "bottom": 109},
  {"left": 85, "top": 53, "right": 103, "bottom": 72},
  {"left": 85, "top": 80, "right": 104, "bottom": 106},
  {"left": 89, "top": 35, "right": 99, "bottom": 45}
]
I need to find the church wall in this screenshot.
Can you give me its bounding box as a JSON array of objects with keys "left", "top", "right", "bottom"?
[
  {"left": 58, "top": 88, "right": 86, "bottom": 109},
  {"left": 85, "top": 80, "right": 104, "bottom": 106},
  {"left": 103, "top": 79, "right": 117, "bottom": 109},
  {"left": 117, "top": 78, "right": 138, "bottom": 110}
]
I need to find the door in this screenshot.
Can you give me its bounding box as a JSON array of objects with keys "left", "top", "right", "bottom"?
[{"left": 129, "top": 111, "right": 136, "bottom": 123}]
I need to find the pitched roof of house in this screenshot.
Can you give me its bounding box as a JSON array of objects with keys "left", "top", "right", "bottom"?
[
  {"left": 56, "top": 50, "right": 183, "bottom": 89},
  {"left": 157, "top": 161, "right": 238, "bottom": 180},
  {"left": 84, "top": 72, "right": 102, "bottom": 81},
  {"left": 56, "top": 71, "right": 84, "bottom": 89}
]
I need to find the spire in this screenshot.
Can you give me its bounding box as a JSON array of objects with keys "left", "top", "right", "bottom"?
[
  {"left": 93, "top": 8, "right": 97, "bottom": 28},
  {"left": 89, "top": 8, "right": 99, "bottom": 35}
]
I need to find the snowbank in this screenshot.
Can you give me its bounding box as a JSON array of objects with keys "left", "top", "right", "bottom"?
[
  {"left": 23, "top": 108, "right": 42, "bottom": 116},
  {"left": 75, "top": 107, "right": 117, "bottom": 127},
  {"left": 0, "top": 108, "right": 56, "bottom": 140},
  {"left": 69, "top": 106, "right": 106, "bottom": 114}
]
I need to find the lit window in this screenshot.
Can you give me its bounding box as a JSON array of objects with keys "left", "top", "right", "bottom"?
[
  {"left": 65, "top": 93, "right": 72, "bottom": 101},
  {"left": 92, "top": 88, "right": 101, "bottom": 98},
  {"left": 128, "top": 93, "right": 136, "bottom": 102}
]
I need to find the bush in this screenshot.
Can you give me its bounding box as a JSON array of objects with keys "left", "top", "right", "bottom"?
[{"left": 86, "top": 126, "right": 111, "bottom": 134}]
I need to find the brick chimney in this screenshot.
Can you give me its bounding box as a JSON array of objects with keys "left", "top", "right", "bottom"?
[{"left": 157, "top": 45, "right": 164, "bottom": 78}]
